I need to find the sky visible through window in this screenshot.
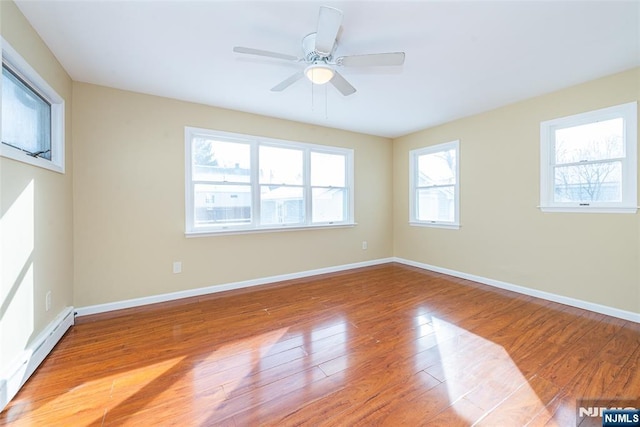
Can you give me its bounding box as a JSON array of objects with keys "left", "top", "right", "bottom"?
[{"left": 555, "top": 118, "right": 623, "bottom": 164}]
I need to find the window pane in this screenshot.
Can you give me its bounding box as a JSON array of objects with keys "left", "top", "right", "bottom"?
[
  {"left": 554, "top": 161, "right": 622, "bottom": 202},
  {"left": 186, "top": 127, "right": 354, "bottom": 233},
  {"left": 416, "top": 186, "right": 455, "bottom": 222},
  {"left": 311, "top": 152, "right": 345, "bottom": 187},
  {"left": 555, "top": 118, "right": 624, "bottom": 164},
  {"left": 260, "top": 146, "right": 303, "bottom": 185},
  {"left": 312, "top": 188, "right": 345, "bottom": 223},
  {"left": 2, "top": 65, "right": 51, "bottom": 159},
  {"left": 418, "top": 150, "right": 456, "bottom": 186},
  {"left": 193, "top": 139, "right": 250, "bottom": 183},
  {"left": 260, "top": 186, "right": 304, "bottom": 224},
  {"left": 194, "top": 183, "right": 251, "bottom": 225}
]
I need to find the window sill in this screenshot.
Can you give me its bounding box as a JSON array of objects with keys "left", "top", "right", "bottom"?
[
  {"left": 0, "top": 146, "right": 64, "bottom": 174},
  {"left": 538, "top": 206, "right": 638, "bottom": 214},
  {"left": 409, "top": 221, "right": 460, "bottom": 230},
  {"left": 185, "top": 222, "right": 357, "bottom": 237}
]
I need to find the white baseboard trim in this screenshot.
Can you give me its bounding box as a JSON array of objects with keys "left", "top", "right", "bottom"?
[
  {"left": 76, "top": 256, "right": 639, "bottom": 322},
  {"left": 394, "top": 257, "right": 640, "bottom": 323},
  {"left": 0, "top": 306, "right": 74, "bottom": 412},
  {"left": 75, "top": 258, "right": 395, "bottom": 317}
]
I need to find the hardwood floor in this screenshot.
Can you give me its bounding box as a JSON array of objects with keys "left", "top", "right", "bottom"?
[{"left": 1, "top": 263, "right": 638, "bottom": 426}]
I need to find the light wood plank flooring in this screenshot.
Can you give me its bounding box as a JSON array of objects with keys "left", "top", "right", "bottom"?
[{"left": 1, "top": 263, "right": 639, "bottom": 426}]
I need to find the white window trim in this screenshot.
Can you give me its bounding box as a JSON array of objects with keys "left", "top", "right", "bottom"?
[
  {"left": 184, "top": 127, "right": 355, "bottom": 236},
  {"left": 1, "top": 37, "right": 65, "bottom": 174},
  {"left": 409, "top": 140, "right": 460, "bottom": 229},
  {"left": 539, "top": 102, "right": 637, "bottom": 214}
]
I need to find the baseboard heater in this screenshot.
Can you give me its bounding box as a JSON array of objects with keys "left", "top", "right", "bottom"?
[{"left": 0, "top": 306, "right": 74, "bottom": 412}]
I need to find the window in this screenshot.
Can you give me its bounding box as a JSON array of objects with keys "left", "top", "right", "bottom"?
[
  {"left": 185, "top": 127, "right": 354, "bottom": 235},
  {"left": 1, "top": 37, "right": 65, "bottom": 173},
  {"left": 409, "top": 140, "right": 460, "bottom": 228},
  {"left": 540, "top": 102, "right": 637, "bottom": 213}
]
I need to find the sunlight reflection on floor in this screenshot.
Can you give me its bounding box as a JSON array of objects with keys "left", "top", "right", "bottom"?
[
  {"left": 204, "top": 327, "right": 289, "bottom": 406},
  {"left": 25, "top": 356, "right": 183, "bottom": 424},
  {"left": 431, "top": 317, "right": 552, "bottom": 424}
]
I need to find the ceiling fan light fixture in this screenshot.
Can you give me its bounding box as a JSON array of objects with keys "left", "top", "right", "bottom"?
[{"left": 304, "top": 63, "right": 334, "bottom": 85}]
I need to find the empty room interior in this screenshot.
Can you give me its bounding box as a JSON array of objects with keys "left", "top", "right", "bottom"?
[{"left": 1, "top": 0, "right": 639, "bottom": 425}]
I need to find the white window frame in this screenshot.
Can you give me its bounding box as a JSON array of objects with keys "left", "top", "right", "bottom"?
[
  {"left": 409, "top": 140, "right": 460, "bottom": 229},
  {"left": 540, "top": 102, "right": 637, "bottom": 213},
  {"left": 185, "top": 127, "right": 355, "bottom": 236},
  {"left": 1, "top": 37, "right": 65, "bottom": 174}
]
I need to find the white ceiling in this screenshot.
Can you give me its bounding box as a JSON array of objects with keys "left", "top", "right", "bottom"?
[{"left": 15, "top": 0, "right": 640, "bottom": 138}]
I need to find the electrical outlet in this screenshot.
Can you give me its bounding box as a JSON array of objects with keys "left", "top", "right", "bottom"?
[
  {"left": 173, "top": 261, "right": 182, "bottom": 274},
  {"left": 362, "top": 241, "right": 368, "bottom": 250},
  {"left": 45, "top": 291, "right": 52, "bottom": 311}
]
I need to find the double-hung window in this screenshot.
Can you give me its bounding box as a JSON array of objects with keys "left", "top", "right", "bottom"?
[
  {"left": 1, "top": 37, "right": 65, "bottom": 173},
  {"left": 409, "top": 140, "right": 460, "bottom": 228},
  {"left": 185, "top": 127, "right": 354, "bottom": 235},
  {"left": 540, "top": 102, "right": 637, "bottom": 213}
]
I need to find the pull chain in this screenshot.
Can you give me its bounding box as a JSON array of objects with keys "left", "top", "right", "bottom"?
[
  {"left": 324, "top": 82, "right": 328, "bottom": 120},
  {"left": 310, "top": 82, "right": 329, "bottom": 120}
]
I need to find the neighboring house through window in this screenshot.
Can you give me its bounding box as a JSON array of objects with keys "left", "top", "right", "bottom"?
[{"left": 185, "top": 127, "right": 354, "bottom": 235}]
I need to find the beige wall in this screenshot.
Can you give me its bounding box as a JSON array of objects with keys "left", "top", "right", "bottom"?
[
  {"left": 72, "top": 83, "right": 393, "bottom": 307},
  {"left": 1, "top": 1, "right": 74, "bottom": 369},
  {"left": 393, "top": 68, "right": 640, "bottom": 314}
]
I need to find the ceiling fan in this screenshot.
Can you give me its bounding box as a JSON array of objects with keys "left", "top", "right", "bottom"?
[{"left": 233, "top": 6, "right": 405, "bottom": 96}]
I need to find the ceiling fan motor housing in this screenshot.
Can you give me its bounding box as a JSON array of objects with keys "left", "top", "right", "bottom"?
[{"left": 302, "top": 33, "right": 335, "bottom": 63}]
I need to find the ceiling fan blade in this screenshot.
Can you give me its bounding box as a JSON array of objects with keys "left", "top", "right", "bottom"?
[
  {"left": 233, "top": 46, "right": 299, "bottom": 62},
  {"left": 271, "top": 71, "right": 305, "bottom": 92},
  {"left": 330, "top": 71, "right": 356, "bottom": 96},
  {"left": 338, "top": 52, "right": 406, "bottom": 67},
  {"left": 314, "top": 6, "right": 343, "bottom": 56}
]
